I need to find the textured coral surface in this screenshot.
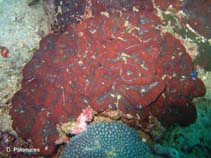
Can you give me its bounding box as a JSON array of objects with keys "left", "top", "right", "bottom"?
[
  {"left": 52, "top": 0, "right": 153, "bottom": 32},
  {"left": 183, "top": 0, "right": 211, "bottom": 39},
  {"left": 60, "top": 121, "right": 151, "bottom": 158},
  {"left": 10, "top": 2, "right": 206, "bottom": 156}
]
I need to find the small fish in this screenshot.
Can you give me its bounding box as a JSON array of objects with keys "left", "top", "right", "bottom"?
[{"left": 189, "top": 70, "right": 198, "bottom": 80}]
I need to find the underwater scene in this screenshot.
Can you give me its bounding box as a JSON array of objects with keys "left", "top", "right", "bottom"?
[{"left": 0, "top": 0, "right": 211, "bottom": 158}]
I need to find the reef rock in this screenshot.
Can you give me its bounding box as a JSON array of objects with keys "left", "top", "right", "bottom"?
[{"left": 10, "top": 6, "right": 205, "bottom": 156}]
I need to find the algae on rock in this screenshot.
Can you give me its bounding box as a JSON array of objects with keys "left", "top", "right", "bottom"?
[{"left": 0, "top": 0, "right": 51, "bottom": 104}]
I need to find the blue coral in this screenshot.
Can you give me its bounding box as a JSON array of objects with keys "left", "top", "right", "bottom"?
[{"left": 59, "top": 121, "right": 151, "bottom": 158}]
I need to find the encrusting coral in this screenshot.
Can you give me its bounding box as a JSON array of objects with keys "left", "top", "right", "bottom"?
[{"left": 9, "top": 0, "right": 206, "bottom": 156}]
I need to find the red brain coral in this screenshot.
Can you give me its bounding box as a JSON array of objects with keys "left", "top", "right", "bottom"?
[{"left": 10, "top": 10, "right": 205, "bottom": 155}]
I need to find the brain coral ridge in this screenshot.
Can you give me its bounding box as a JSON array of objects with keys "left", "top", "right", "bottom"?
[
  {"left": 10, "top": 8, "right": 205, "bottom": 155},
  {"left": 59, "top": 121, "right": 152, "bottom": 158}
]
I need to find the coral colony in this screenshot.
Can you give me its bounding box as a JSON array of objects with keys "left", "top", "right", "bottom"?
[
  {"left": 60, "top": 121, "right": 180, "bottom": 158},
  {"left": 60, "top": 122, "right": 152, "bottom": 158},
  {"left": 9, "top": 0, "right": 205, "bottom": 156}
]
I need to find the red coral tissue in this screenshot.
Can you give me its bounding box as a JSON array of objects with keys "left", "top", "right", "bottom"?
[{"left": 10, "top": 7, "right": 205, "bottom": 156}]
